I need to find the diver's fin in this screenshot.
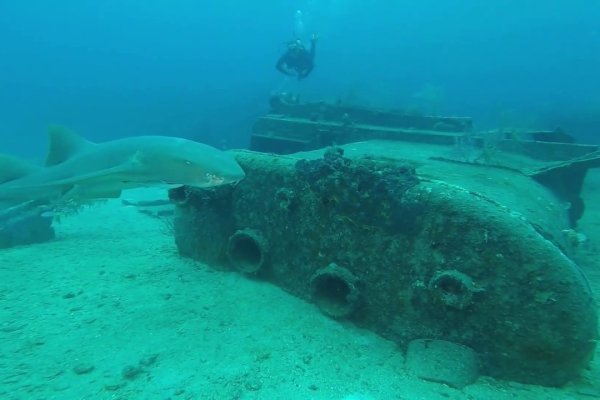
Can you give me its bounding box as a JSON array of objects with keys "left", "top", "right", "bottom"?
[
  {"left": 0, "top": 154, "right": 40, "bottom": 184},
  {"left": 45, "top": 125, "right": 95, "bottom": 166}
]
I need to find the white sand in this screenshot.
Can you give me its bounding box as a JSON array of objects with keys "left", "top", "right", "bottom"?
[{"left": 0, "top": 187, "right": 599, "bottom": 400}]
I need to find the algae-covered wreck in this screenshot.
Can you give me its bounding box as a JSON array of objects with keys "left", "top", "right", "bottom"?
[{"left": 170, "top": 96, "right": 599, "bottom": 387}]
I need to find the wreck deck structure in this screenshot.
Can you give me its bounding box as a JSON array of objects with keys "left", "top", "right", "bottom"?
[{"left": 171, "top": 98, "right": 599, "bottom": 386}]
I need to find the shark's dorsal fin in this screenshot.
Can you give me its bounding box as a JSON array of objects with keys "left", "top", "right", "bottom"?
[
  {"left": 45, "top": 125, "right": 95, "bottom": 166},
  {"left": 0, "top": 154, "right": 40, "bottom": 184}
]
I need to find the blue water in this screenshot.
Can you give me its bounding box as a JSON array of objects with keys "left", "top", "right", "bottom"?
[{"left": 1, "top": 1, "right": 599, "bottom": 158}]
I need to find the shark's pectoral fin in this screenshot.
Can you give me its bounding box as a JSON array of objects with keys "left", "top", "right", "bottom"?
[
  {"left": 89, "top": 188, "right": 122, "bottom": 199},
  {"left": 45, "top": 125, "right": 96, "bottom": 166},
  {"left": 60, "top": 184, "right": 122, "bottom": 202},
  {"left": 41, "top": 159, "right": 140, "bottom": 201}
]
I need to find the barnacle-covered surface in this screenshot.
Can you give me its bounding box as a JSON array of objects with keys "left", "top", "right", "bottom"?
[{"left": 172, "top": 141, "right": 597, "bottom": 386}]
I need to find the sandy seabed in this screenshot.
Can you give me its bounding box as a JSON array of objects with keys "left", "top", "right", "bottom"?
[{"left": 1, "top": 178, "right": 599, "bottom": 400}]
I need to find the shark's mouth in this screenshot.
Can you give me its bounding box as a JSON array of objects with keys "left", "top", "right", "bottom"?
[
  {"left": 123, "top": 174, "right": 227, "bottom": 188},
  {"left": 123, "top": 179, "right": 179, "bottom": 187},
  {"left": 157, "top": 181, "right": 184, "bottom": 189},
  {"left": 205, "top": 173, "right": 225, "bottom": 186}
]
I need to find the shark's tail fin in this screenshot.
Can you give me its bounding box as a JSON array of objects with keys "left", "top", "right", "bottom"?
[{"left": 0, "top": 154, "right": 40, "bottom": 184}]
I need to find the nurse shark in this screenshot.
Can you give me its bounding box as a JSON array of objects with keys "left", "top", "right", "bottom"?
[{"left": 0, "top": 126, "right": 245, "bottom": 210}]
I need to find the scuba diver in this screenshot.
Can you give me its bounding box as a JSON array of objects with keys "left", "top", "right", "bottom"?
[{"left": 276, "top": 33, "right": 318, "bottom": 80}]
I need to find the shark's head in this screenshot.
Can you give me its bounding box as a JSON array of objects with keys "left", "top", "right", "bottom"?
[{"left": 134, "top": 137, "right": 245, "bottom": 188}]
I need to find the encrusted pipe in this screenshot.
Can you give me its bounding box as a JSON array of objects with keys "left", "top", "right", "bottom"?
[
  {"left": 310, "top": 263, "right": 361, "bottom": 318},
  {"left": 227, "top": 228, "right": 268, "bottom": 274},
  {"left": 428, "top": 270, "right": 479, "bottom": 310},
  {"left": 168, "top": 186, "right": 191, "bottom": 206}
]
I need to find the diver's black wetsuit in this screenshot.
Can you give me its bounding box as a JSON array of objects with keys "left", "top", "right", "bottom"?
[{"left": 276, "top": 37, "right": 316, "bottom": 80}]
